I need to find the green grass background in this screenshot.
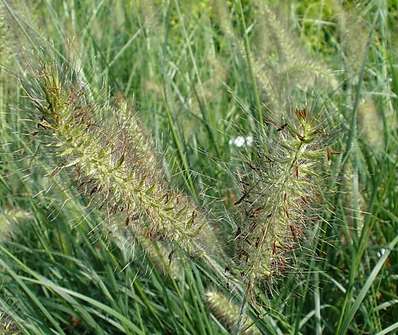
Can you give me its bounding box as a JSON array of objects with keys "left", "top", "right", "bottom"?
[{"left": 1, "top": 0, "right": 398, "bottom": 334}]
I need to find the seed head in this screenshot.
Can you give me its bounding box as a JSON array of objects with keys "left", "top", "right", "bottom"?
[
  {"left": 26, "top": 63, "right": 220, "bottom": 258},
  {"left": 235, "top": 107, "right": 330, "bottom": 284},
  {"left": 205, "top": 290, "right": 261, "bottom": 335}
]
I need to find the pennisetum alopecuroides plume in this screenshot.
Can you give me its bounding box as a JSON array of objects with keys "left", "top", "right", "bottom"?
[
  {"left": 234, "top": 105, "right": 332, "bottom": 289},
  {"left": 24, "top": 62, "right": 224, "bottom": 273}
]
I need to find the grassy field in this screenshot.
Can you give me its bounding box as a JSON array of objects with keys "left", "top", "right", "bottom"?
[{"left": 1, "top": 0, "right": 398, "bottom": 334}]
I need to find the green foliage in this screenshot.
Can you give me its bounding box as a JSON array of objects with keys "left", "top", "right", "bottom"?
[{"left": 0, "top": 0, "right": 398, "bottom": 334}]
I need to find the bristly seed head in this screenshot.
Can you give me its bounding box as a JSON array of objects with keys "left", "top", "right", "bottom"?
[
  {"left": 26, "top": 63, "right": 220, "bottom": 257},
  {"left": 205, "top": 290, "right": 261, "bottom": 335},
  {"left": 234, "top": 106, "right": 330, "bottom": 285}
]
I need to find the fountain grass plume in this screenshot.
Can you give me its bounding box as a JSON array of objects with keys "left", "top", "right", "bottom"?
[
  {"left": 1, "top": 3, "right": 15, "bottom": 105},
  {"left": 331, "top": 1, "right": 369, "bottom": 76},
  {"left": 234, "top": 106, "right": 332, "bottom": 285},
  {"left": 210, "top": 1, "right": 336, "bottom": 118},
  {"left": 205, "top": 290, "right": 261, "bottom": 335},
  {"left": 357, "top": 97, "right": 383, "bottom": 150},
  {"left": 252, "top": 1, "right": 337, "bottom": 114},
  {"left": 25, "top": 62, "right": 220, "bottom": 259},
  {"left": 0, "top": 4, "right": 9, "bottom": 67},
  {"left": 0, "top": 208, "right": 32, "bottom": 241},
  {"left": 0, "top": 311, "right": 19, "bottom": 335}
]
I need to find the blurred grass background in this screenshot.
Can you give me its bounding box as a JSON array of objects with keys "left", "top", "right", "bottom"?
[{"left": 1, "top": 0, "right": 398, "bottom": 334}]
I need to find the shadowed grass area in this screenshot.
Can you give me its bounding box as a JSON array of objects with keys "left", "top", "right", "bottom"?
[{"left": 1, "top": 0, "right": 398, "bottom": 334}]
